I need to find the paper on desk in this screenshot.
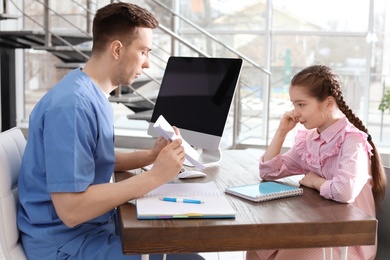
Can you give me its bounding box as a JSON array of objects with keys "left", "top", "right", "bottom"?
[{"left": 136, "top": 181, "right": 236, "bottom": 219}]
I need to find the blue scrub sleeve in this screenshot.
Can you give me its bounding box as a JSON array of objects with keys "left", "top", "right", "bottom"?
[{"left": 44, "top": 105, "right": 98, "bottom": 193}]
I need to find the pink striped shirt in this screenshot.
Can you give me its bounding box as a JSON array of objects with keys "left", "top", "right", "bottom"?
[{"left": 256, "top": 117, "right": 376, "bottom": 260}]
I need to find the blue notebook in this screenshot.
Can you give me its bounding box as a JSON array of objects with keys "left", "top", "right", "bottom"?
[{"left": 225, "top": 181, "right": 303, "bottom": 202}]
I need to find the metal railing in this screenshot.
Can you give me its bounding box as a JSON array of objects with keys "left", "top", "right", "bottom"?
[{"left": 7, "top": 0, "right": 272, "bottom": 149}]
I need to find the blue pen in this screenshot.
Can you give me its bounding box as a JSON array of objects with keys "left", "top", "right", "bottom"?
[{"left": 159, "top": 197, "right": 204, "bottom": 204}]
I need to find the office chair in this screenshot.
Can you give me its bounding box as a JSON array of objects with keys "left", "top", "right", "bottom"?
[
  {"left": 376, "top": 166, "right": 390, "bottom": 260},
  {"left": 0, "top": 127, "right": 27, "bottom": 260}
]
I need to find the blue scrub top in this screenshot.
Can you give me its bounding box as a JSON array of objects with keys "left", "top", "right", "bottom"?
[{"left": 17, "top": 68, "right": 116, "bottom": 258}]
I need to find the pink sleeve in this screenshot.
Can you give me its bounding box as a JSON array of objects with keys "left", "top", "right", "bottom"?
[
  {"left": 259, "top": 154, "right": 285, "bottom": 180},
  {"left": 319, "top": 133, "right": 372, "bottom": 203},
  {"left": 259, "top": 131, "right": 308, "bottom": 180}
]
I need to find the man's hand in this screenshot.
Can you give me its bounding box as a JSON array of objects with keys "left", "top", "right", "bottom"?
[
  {"left": 150, "top": 126, "right": 181, "bottom": 159},
  {"left": 151, "top": 138, "right": 185, "bottom": 182}
]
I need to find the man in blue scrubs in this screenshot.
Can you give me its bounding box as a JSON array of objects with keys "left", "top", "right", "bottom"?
[{"left": 17, "top": 3, "right": 204, "bottom": 260}]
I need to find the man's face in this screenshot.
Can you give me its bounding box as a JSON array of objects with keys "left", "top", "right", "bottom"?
[{"left": 114, "top": 27, "right": 153, "bottom": 87}]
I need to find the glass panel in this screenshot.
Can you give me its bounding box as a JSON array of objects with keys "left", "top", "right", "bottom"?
[
  {"left": 179, "top": 0, "right": 265, "bottom": 31},
  {"left": 176, "top": 33, "right": 263, "bottom": 60},
  {"left": 17, "top": 0, "right": 390, "bottom": 152},
  {"left": 272, "top": 0, "right": 370, "bottom": 32},
  {"left": 271, "top": 35, "right": 368, "bottom": 82},
  {"left": 236, "top": 62, "right": 268, "bottom": 146},
  {"left": 372, "top": 0, "right": 390, "bottom": 149},
  {"left": 24, "top": 50, "right": 69, "bottom": 119},
  {"left": 268, "top": 35, "right": 369, "bottom": 146},
  {"left": 370, "top": 75, "right": 390, "bottom": 148}
]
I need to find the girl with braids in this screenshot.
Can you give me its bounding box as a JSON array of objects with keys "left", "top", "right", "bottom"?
[{"left": 246, "top": 65, "right": 386, "bottom": 260}]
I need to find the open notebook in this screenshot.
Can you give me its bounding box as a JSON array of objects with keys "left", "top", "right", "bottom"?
[{"left": 136, "top": 181, "right": 236, "bottom": 219}]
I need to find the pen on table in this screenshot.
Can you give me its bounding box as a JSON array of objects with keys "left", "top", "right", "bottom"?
[{"left": 159, "top": 197, "right": 204, "bottom": 204}]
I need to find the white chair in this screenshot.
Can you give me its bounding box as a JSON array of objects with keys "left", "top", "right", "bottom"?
[
  {"left": 0, "top": 127, "right": 27, "bottom": 260},
  {"left": 376, "top": 166, "right": 390, "bottom": 260}
]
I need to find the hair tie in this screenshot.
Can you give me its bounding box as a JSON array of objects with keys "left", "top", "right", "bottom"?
[{"left": 367, "top": 134, "right": 372, "bottom": 142}]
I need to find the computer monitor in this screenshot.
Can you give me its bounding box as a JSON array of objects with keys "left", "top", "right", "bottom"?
[{"left": 147, "top": 56, "right": 243, "bottom": 166}]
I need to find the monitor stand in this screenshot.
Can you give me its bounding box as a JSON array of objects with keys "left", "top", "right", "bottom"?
[{"left": 184, "top": 148, "right": 222, "bottom": 168}]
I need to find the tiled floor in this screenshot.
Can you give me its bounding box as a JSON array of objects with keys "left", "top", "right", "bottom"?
[{"left": 0, "top": 248, "right": 245, "bottom": 260}]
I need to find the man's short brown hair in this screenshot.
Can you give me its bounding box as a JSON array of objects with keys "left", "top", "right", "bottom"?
[{"left": 91, "top": 2, "right": 159, "bottom": 56}]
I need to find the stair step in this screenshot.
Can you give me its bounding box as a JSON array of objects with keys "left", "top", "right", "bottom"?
[
  {"left": 33, "top": 45, "right": 91, "bottom": 63},
  {"left": 55, "top": 62, "right": 85, "bottom": 70},
  {"left": 0, "top": 14, "right": 19, "bottom": 20},
  {"left": 0, "top": 30, "right": 91, "bottom": 48}
]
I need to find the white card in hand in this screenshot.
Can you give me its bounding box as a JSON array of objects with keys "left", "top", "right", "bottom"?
[{"left": 153, "top": 115, "right": 205, "bottom": 169}]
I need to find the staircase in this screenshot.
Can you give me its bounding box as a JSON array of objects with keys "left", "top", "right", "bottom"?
[
  {"left": 0, "top": 30, "right": 91, "bottom": 62},
  {"left": 0, "top": 0, "right": 271, "bottom": 148}
]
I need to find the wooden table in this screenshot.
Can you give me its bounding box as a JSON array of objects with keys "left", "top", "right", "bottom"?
[{"left": 114, "top": 149, "right": 377, "bottom": 256}]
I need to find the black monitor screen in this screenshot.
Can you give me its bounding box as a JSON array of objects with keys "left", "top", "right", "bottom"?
[{"left": 150, "top": 56, "right": 243, "bottom": 136}]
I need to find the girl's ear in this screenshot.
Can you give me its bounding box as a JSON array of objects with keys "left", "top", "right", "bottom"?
[{"left": 326, "top": 96, "right": 336, "bottom": 111}]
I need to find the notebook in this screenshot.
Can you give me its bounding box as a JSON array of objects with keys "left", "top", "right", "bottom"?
[
  {"left": 225, "top": 181, "right": 303, "bottom": 202},
  {"left": 136, "top": 181, "right": 236, "bottom": 219}
]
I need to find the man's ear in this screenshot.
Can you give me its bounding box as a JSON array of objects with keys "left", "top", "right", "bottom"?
[{"left": 111, "top": 40, "right": 122, "bottom": 60}]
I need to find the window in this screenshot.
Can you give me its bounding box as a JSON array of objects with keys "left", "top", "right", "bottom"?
[{"left": 11, "top": 0, "right": 389, "bottom": 151}]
